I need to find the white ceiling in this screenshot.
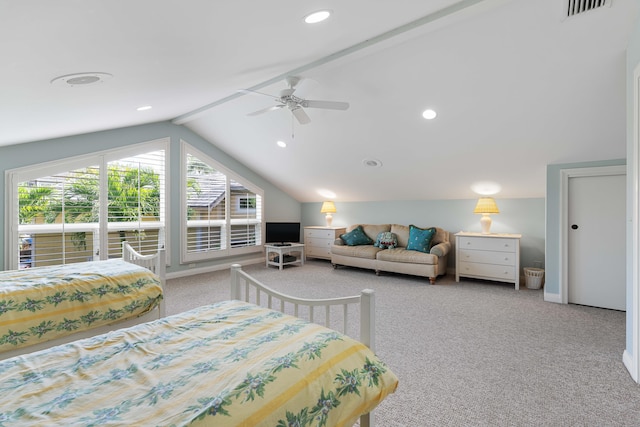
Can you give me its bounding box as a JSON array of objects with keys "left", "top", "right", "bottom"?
[{"left": 1, "top": 0, "right": 637, "bottom": 202}]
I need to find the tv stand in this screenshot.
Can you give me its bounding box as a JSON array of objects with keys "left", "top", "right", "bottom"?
[
  {"left": 264, "top": 243, "right": 305, "bottom": 270},
  {"left": 271, "top": 242, "right": 292, "bottom": 247}
]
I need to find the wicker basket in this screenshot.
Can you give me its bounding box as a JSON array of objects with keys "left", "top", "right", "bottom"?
[{"left": 524, "top": 267, "right": 544, "bottom": 289}]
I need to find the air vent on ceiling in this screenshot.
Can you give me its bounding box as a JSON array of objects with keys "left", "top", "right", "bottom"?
[{"left": 564, "top": 0, "right": 611, "bottom": 18}]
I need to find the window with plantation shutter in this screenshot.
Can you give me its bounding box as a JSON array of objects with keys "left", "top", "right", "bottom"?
[
  {"left": 7, "top": 139, "right": 167, "bottom": 270},
  {"left": 182, "top": 142, "right": 263, "bottom": 262},
  {"left": 105, "top": 150, "right": 165, "bottom": 258}
]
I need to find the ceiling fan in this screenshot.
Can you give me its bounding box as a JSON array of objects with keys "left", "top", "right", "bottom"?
[{"left": 240, "top": 76, "right": 349, "bottom": 125}]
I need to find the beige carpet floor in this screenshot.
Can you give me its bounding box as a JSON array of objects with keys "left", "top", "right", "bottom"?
[{"left": 164, "top": 259, "right": 640, "bottom": 426}]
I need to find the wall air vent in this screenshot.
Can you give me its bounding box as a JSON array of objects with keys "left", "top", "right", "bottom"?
[{"left": 564, "top": 0, "right": 611, "bottom": 18}]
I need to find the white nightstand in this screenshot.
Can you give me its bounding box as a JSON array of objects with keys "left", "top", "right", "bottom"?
[
  {"left": 303, "top": 226, "right": 346, "bottom": 260},
  {"left": 455, "top": 232, "right": 522, "bottom": 289}
]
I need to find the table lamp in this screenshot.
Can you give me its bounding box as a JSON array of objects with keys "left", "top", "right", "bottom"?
[
  {"left": 320, "top": 201, "right": 337, "bottom": 227},
  {"left": 473, "top": 197, "right": 499, "bottom": 234}
]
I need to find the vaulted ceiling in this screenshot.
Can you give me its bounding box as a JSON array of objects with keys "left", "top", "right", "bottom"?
[{"left": 1, "top": 0, "right": 637, "bottom": 202}]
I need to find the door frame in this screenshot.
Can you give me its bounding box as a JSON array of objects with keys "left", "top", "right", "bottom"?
[
  {"left": 623, "top": 64, "right": 640, "bottom": 382},
  {"left": 559, "top": 165, "right": 626, "bottom": 305}
]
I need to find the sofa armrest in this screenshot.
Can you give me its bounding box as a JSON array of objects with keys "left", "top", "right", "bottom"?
[
  {"left": 430, "top": 241, "right": 451, "bottom": 257},
  {"left": 333, "top": 238, "right": 345, "bottom": 246}
]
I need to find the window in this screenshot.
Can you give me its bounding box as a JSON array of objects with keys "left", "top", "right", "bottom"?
[
  {"left": 7, "top": 139, "right": 167, "bottom": 269},
  {"left": 182, "top": 142, "right": 263, "bottom": 262}
]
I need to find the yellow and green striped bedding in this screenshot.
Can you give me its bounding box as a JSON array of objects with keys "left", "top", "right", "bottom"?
[
  {"left": 0, "top": 259, "right": 163, "bottom": 353},
  {"left": 0, "top": 300, "right": 398, "bottom": 426}
]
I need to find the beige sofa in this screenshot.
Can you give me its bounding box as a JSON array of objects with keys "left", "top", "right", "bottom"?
[{"left": 330, "top": 224, "right": 451, "bottom": 284}]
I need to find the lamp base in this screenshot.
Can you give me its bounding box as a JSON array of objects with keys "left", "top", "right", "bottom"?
[
  {"left": 480, "top": 214, "right": 492, "bottom": 234},
  {"left": 325, "top": 213, "right": 333, "bottom": 227}
]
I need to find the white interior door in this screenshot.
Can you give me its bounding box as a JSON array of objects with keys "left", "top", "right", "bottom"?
[{"left": 568, "top": 172, "right": 626, "bottom": 310}]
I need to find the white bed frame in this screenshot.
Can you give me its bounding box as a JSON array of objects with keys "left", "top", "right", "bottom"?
[
  {"left": 0, "top": 242, "right": 166, "bottom": 360},
  {"left": 230, "top": 263, "right": 377, "bottom": 427}
]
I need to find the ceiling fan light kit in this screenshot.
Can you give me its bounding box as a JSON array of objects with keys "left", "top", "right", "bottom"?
[{"left": 242, "top": 76, "right": 349, "bottom": 125}]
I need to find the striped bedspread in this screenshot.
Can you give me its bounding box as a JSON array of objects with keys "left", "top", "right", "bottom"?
[
  {"left": 0, "top": 300, "right": 398, "bottom": 426},
  {"left": 0, "top": 259, "right": 163, "bottom": 353}
]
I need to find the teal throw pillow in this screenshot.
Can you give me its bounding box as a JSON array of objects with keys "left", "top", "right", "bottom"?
[
  {"left": 374, "top": 231, "right": 398, "bottom": 249},
  {"left": 340, "top": 226, "right": 374, "bottom": 246},
  {"left": 407, "top": 225, "right": 436, "bottom": 253}
]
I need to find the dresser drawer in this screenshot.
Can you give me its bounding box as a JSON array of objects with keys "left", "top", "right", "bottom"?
[
  {"left": 458, "top": 236, "right": 517, "bottom": 253},
  {"left": 305, "top": 237, "right": 333, "bottom": 248},
  {"left": 458, "top": 261, "right": 516, "bottom": 281},
  {"left": 307, "top": 246, "right": 332, "bottom": 258},
  {"left": 305, "top": 228, "right": 341, "bottom": 239},
  {"left": 458, "top": 249, "right": 516, "bottom": 266}
]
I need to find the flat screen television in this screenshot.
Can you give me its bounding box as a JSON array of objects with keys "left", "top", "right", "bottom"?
[{"left": 265, "top": 222, "right": 301, "bottom": 244}]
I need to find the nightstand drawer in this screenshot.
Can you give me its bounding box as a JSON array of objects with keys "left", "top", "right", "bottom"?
[
  {"left": 458, "top": 249, "right": 516, "bottom": 266},
  {"left": 459, "top": 261, "right": 516, "bottom": 281},
  {"left": 458, "top": 236, "right": 516, "bottom": 252}
]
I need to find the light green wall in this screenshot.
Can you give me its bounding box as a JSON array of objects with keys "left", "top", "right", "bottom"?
[
  {"left": 0, "top": 121, "right": 300, "bottom": 273},
  {"left": 302, "top": 198, "right": 545, "bottom": 271}
]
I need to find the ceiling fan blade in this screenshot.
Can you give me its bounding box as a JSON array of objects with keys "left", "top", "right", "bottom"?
[
  {"left": 302, "top": 100, "right": 350, "bottom": 110},
  {"left": 247, "top": 104, "right": 284, "bottom": 116},
  {"left": 291, "top": 107, "right": 311, "bottom": 125}
]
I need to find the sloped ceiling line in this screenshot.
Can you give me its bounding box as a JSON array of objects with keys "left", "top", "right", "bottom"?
[{"left": 172, "top": 0, "right": 492, "bottom": 125}]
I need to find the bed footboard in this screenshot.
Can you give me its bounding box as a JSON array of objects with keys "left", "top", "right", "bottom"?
[
  {"left": 122, "top": 241, "right": 166, "bottom": 317},
  {"left": 230, "top": 264, "right": 377, "bottom": 427}
]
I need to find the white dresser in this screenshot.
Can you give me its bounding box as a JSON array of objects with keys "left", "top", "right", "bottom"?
[
  {"left": 455, "top": 232, "right": 522, "bottom": 289},
  {"left": 304, "top": 226, "right": 346, "bottom": 260}
]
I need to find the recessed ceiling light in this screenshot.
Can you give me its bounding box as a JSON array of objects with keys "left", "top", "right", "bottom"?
[
  {"left": 136, "top": 105, "right": 152, "bottom": 111},
  {"left": 50, "top": 72, "right": 113, "bottom": 87},
  {"left": 277, "top": 140, "right": 287, "bottom": 148},
  {"left": 422, "top": 109, "right": 437, "bottom": 120},
  {"left": 362, "top": 158, "right": 383, "bottom": 168},
  {"left": 304, "top": 10, "right": 331, "bottom": 24}
]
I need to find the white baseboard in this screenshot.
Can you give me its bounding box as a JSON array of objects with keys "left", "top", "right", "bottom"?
[
  {"left": 543, "top": 292, "right": 562, "bottom": 304},
  {"left": 166, "top": 257, "right": 264, "bottom": 280},
  {"left": 623, "top": 350, "right": 638, "bottom": 382}
]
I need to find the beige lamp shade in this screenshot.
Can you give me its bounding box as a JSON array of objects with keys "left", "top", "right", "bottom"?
[
  {"left": 320, "top": 201, "right": 337, "bottom": 214},
  {"left": 320, "top": 201, "right": 337, "bottom": 226},
  {"left": 473, "top": 197, "right": 500, "bottom": 214},
  {"left": 473, "top": 197, "right": 499, "bottom": 234}
]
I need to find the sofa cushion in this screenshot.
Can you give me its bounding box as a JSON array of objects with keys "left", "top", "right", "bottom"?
[
  {"left": 376, "top": 247, "right": 438, "bottom": 265},
  {"left": 374, "top": 232, "right": 398, "bottom": 249},
  {"left": 407, "top": 225, "right": 436, "bottom": 253},
  {"left": 390, "top": 224, "right": 410, "bottom": 248},
  {"left": 332, "top": 243, "right": 383, "bottom": 260},
  {"left": 340, "top": 225, "right": 374, "bottom": 246},
  {"left": 355, "top": 224, "right": 391, "bottom": 242}
]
